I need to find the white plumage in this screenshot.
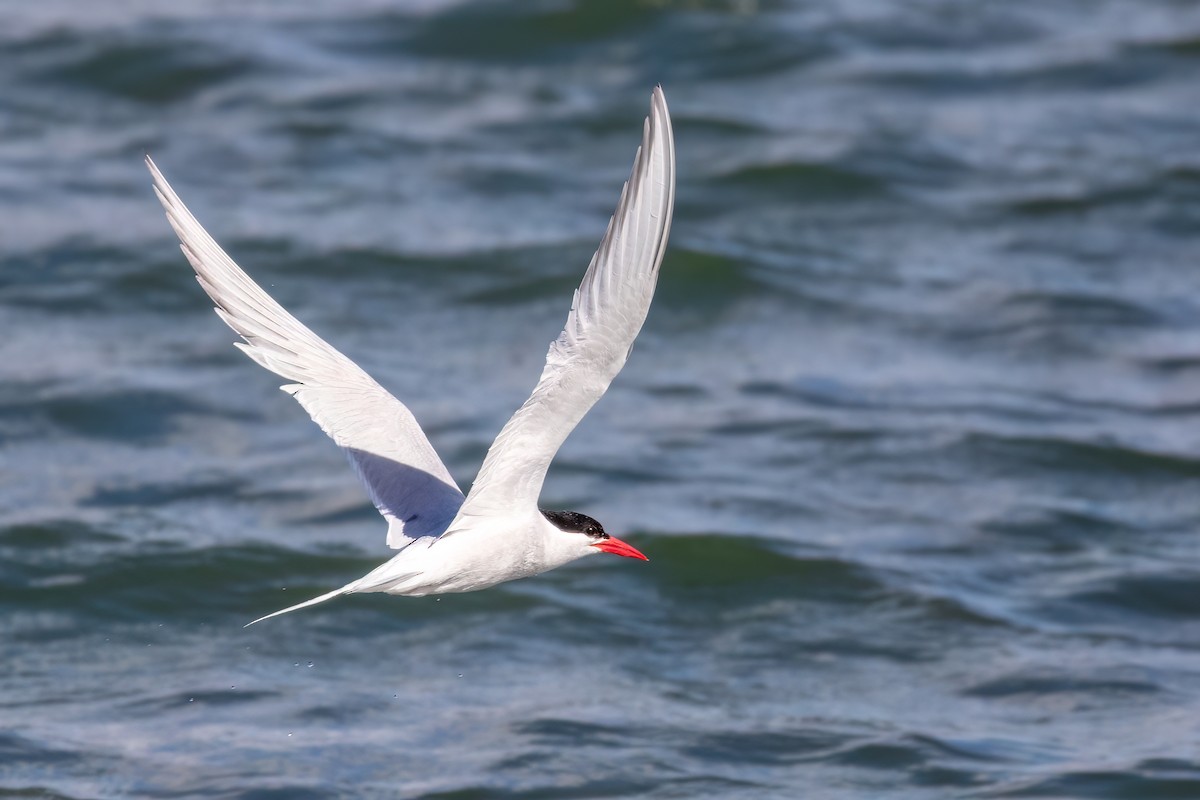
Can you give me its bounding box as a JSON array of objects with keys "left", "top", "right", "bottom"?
[{"left": 147, "top": 87, "right": 675, "bottom": 625}]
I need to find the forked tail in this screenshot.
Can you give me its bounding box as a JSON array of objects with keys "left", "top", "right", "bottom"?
[{"left": 244, "top": 583, "right": 354, "bottom": 627}]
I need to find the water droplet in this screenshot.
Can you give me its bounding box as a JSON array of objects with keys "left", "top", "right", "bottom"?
[
  {"left": 287, "top": 732, "right": 293, "bottom": 737},
  {"left": 457, "top": 673, "right": 463, "bottom": 679},
  {"left": 230, "top": 685, "right": 236, "bottom": 690},
  {"left": 188, "top": 698, "right": 194, "bottom": 703},
  {"left": 307, "top": 661, "right": 314, "bottom": 668}
]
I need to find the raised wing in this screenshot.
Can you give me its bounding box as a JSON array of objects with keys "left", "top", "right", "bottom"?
[
  {"left": 456, "top": 86, "right": 675, "bottom": 519},
  {"left": 147, "top": 157, "right": 464, "bottom": 548}
]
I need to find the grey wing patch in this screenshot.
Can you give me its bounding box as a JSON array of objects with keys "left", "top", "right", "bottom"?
[{"left": 346, "top": 449, "right": 464, "bottom": 546}]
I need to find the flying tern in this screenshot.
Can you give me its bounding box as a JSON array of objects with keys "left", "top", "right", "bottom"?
[{"left": 147, "top": 87, "right": 675, "bottom": 625}]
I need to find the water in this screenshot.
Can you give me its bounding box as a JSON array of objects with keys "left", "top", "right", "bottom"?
[{"left": 3, "top": 1, "right": 1200, "bottom": 797}]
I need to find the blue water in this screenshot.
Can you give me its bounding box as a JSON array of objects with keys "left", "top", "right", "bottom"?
[{"left": 3, "top": 1, "right": 1200, "bottom": 797}]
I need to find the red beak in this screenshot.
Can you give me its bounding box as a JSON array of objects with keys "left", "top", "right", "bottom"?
[{"left": 592, "top": 536, "right": 649, "bottom": 561}]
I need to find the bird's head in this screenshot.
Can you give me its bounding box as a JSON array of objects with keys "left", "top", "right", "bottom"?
[{"left": 540, "top": 510, "right": 648, "bottom": 561}]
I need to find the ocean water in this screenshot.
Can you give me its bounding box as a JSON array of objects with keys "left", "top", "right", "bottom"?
[{"left": 3, "top": 1, "right": 1200, "bottom": 797}]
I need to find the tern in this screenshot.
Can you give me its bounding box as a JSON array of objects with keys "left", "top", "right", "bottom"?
[{"left": 147, "top": 87, "right": 675, "bottom": 625}]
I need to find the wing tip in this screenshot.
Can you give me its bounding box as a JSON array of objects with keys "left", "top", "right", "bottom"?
[
  {"left": 650, "top": 85, "right": 670, "bottom": 123},
  {"left": 145, "top": 154, "right": 167, "bottom": 192}
]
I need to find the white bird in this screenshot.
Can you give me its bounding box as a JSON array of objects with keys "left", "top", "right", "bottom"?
[{"left": 147, "top": 87, "right": 675, "bottom": 625}]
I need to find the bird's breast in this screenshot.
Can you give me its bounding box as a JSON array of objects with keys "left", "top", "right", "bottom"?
[{"left": 377, "top": 517, "right": 552, "bottom": 596}]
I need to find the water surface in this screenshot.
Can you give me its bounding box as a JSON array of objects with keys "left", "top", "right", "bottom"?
[{"left": 3, "top": 1, "right": 1200, "bottom": 797}]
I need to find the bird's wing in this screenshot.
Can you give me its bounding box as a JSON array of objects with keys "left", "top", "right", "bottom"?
[
  {"left": 454, "top": 86, "right": 675, "bottom": 521},
  {"left": 147, "top": 157, "right": 464, "bottom": 548}
]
